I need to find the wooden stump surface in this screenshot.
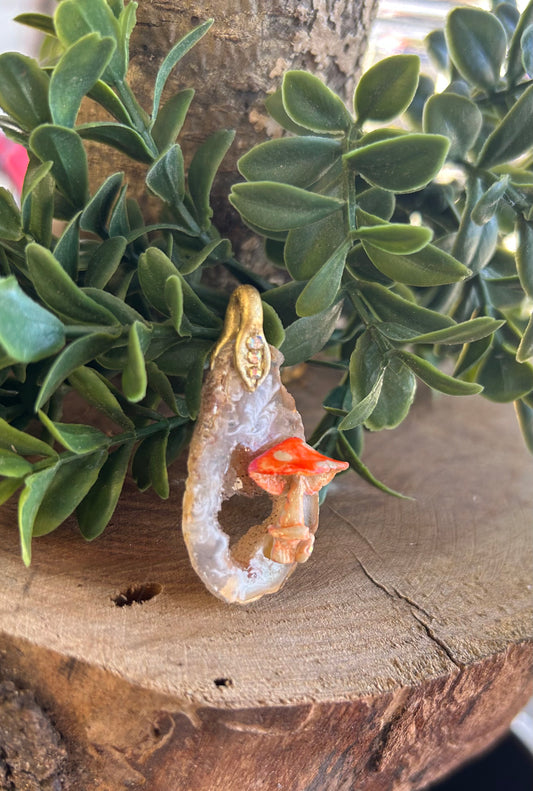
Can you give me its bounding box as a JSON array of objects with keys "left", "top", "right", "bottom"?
[{"left": 0, "top": 373, "right": 532, "bottom": 790}]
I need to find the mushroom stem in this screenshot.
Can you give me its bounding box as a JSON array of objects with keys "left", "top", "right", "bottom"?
[
  {"left": 268, "top": 476, "right": 311, "bottom": 565},
  {"left": 280, "top": 476, "right": 306, "bottom": 529}
]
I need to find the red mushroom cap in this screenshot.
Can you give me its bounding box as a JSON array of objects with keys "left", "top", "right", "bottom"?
[{"left": 248, "top": 437, "right": 348, "bottom": 495}]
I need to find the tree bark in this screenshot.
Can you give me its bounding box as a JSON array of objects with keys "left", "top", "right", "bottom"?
[{"left": 83, "top": 0, "right": 378, "bottom": 234}]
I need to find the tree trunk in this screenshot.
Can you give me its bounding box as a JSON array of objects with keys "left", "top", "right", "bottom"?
[{"left": 83, "top": 0, "right": 378, "bottom": 236}]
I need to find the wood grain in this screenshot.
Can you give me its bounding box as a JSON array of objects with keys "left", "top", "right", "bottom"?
[{"left": 0, "top": 376, "right": 532, "bottom": 789}]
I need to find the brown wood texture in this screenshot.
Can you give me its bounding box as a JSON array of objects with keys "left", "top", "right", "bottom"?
[{"left": 0, "top": 377, "right": 532, "bottom": 790}]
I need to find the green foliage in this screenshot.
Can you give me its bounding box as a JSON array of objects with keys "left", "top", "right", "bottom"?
[{"left": 1, "top": 1, "right": 533, "bottom": 563}]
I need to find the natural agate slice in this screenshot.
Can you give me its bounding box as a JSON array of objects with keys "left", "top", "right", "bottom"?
[
  {"left": 182, "top": 285, "right": 348, "bottom": 603},
  {"left": 181, "top": 286, "right": 314, "bottom": 603}
]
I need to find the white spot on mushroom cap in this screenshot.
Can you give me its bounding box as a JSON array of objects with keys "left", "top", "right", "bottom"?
[{"left": 273, "top": 450, "right": 293, "bottom": 462}]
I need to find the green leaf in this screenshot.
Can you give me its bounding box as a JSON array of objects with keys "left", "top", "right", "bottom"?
[
  {"left": 55, "top": 0, "right": 125, "bottom": 84},
  {"left": 0, "top": 275, "right": 65, "bottom": 363},
  {"left": 471, "top": 176, "right": 510, "bottom": 226},
  {"left": 85, "top": 236, "right": 127, "bottom": 288},
  {"left": 53, "top": 212, "right": 81, "bottom": 279},
  {"left": 517, "top": 313, "right": 533, "bottom": 363},
  {"left": 379, "top": 316, "right": 505, "bottom": 345},
  {"left": 452, "top": 176, "right": 499, "bottom": 274},
  {"left": 426, "top": 29, "right": 449, "bottom": 74},
  {"left": 36, "top": 332, "right": 119, "bottom": 410},
  {"left": 345, "top": 134, "right": 449, "bottom": 193},
  {"left": 0, "top": 53, "right": 51, "bottom": 131},
  {"left": 26, "top": 243, "right": 117, "bottom": 325},
  {"left": 397, "top": 350, "right": 483, "bottom": 395},
  {"left": 87, "top": 80, "right": 131, "bottom": 125},
  {"left": 80, "top": 171, "right": 124, "bottom": 236},
  {"left": 32, "top": 449, "right": 107, "bottom": 537},
  {"left": 76, "top": 122, "right": 154, "bottom": 164},
  {"left": 280, "top": 301, "right": 342, "bottom": 367},
  {"left": 0, "top": 417, "right": 56, "bottom": 458},
  {"left": 296, "top": 242, "right": 350, "bottom": 317},
  {"left": 355, "top": 282, "right": 455, "bottom": 333},
  {"left": 0, "top": 449, "right": 33, "bottom": 478},
  {"left": 185, "top": 347, "right": 209, "bottom": 420},
  {"left": 521, "top": 24, "right": 533, "bottom": 77},
  {"left": 282, "top": 70, "right": 352, "bottom": 134},
  {"left": 151, "top": 19, "right": 213, "bottom": 121},
  {"left": 49, "top": 34, "right": 116, "bottom": 128},
  {"left": 355, "top": 221, "right": 432, "bottom": 255},
  {"left": 68, "top": 365, "right": 134, "bottom": 429},
  {"left": 336, "top": 432, "right": 409, "bottom": 498},
  {"left": 24, "top": 170, "right": 54, "bottom": 248},
  {"left": 477, "top": 346, "right": 533, "bottom": 401},
  {"left": 264, "top": 89, "right": 315, "bottom": 136},
  {"left": 38, "top": 411, "right": 109, "bottom": 453},
  {"left": 516, "top": 217, "right": 533, "bottom": 298},
  {"left": 354, "top": 54, "right": 420, "bottom": 124},
  {"left": 188, "top": 129, "right": 235, "bottom": 229},
  {"left": 146, "top": 144, "right": 185, "bottom": 205},
  {"left": 0, "top": 188, "right": 23, "bottom": 241},
  {"left": 446, "top": 6, "right": 507, "bottom": 91},
  {"left": 262, "top": 301, "right": 285, "bottom": 348},
  {"left": 423, "top": 93, "right": 482, "bottom": 160},
  {"left": 350, "top": 330, "right": 416, "bottom": 430},
  {"left": 230, "top": 181, "right": 344, "bottom": 232},
  {"left": 30, "top": 124, "right": 89, "bottom": 209},
  {"left": 357, "top": 188, "right": 395, "bottom": 221},
  {"left": 515, "top": 397, "right": 533, "bottom": 454},
  {"left": 116, "top": 0, "right": 137, "bottom": 76},
  {"left": 284, "top": 210, "right": 344, "bottom": 280},
  {"left": 132, "top": 428, "right": 169, "bottom": 498},
  {"left": 21, "top": 159, "right": 53, "bottom": 209},
  {"left": 76, "top": 440, "right": 134, "bottom": 539},
  {"left": 14, "top": 13, "right": 56, "bottom": 36},
  {"left": 339, "top": 367, "right": 385, "bottom": 430},
  {"left": 362, "top": 241, "right": 470, "bottom": 286},
  {"left": 477, "top": 84, "right": 533, "bottom": 168},
  {"left": 122, "top": 322, "right": 150, "bottom": 402},
  {"left": 179, "top": 238, "right": 231, "bottom": 275},
  {"left": 138, "top": 246, "right": 177, "bottom": 315},
  {"left": 238, "top": 137, "right": 342, "bottom": 188},
  {"left": 507, "top": 0, "right": 533, "bottom": 84},
  {"left": 152, "top": 88, "right": 194, "bottom": 152},
  {"left": 454, "top": 334, "right": 492, "bottom": 377},
  {"left": 0, "top": 477, "right": 24, "bottom": 507},
  {"left": 83, "top": 288, "right": 144, "bottom": 326},
  {"left": 164, "top": 275, "right": 187, "bottom": 335},
  {"left": 146, "top": 361, "right": 183, "bottom": 415},
  {"left": 18, "top": 465, "right": 57, "bottom": 565}
]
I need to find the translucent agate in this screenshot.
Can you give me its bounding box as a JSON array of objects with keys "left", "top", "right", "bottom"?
[{"left": 182, "top": 344, "right": 318, "bottom": 604}]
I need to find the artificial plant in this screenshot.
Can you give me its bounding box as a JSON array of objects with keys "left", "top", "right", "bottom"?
[{"left": 0, "top": 0, "right": 532, "bottom": 564}]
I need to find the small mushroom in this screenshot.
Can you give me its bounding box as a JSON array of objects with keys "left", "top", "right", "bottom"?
[{"left": 248, "top": 437, "right": 348, "bottom": 564}]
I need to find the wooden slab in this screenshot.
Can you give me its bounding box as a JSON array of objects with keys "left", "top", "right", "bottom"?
[{"left": 0, "top": 376, "right": 532, "bottom": 790}]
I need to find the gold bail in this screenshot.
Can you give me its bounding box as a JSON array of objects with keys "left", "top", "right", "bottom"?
[{"left": 210, "top": 285, "right": 271, "bottom": 391}]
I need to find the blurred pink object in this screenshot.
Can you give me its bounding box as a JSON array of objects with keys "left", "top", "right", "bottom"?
[{"left": 0, "top": 133, "right": 29, "bottom": 194}]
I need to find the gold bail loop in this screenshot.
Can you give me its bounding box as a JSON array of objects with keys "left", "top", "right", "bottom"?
[{"left": 210, "top": 285, "right": 272, "bottom": 391}]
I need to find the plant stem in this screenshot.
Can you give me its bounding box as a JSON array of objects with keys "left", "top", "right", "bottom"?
[{"left": 114, "top": 80, "right": 159, "bottom": 159}]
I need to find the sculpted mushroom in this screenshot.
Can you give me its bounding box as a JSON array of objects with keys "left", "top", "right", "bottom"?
[{"left": 248, "top": 437, "right": 348, "bottom": 564}]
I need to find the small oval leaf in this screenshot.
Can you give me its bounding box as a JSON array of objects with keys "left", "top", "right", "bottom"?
[
  {"left": 345, "top": 134, "right": 450, "bottom": 193},
  {"left": 230, "top": 181, "right": 344, "bottom": 232},
  {"left": 282, "top": 70, "right": 352, "bottom": 134},
  {"left": 354, "top": 54, "right": 420, "bottom": 124}
]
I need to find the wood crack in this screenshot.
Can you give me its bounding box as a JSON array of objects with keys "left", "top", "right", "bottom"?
[{"left": 354, "top": 555, "right": 464, "bottom": 670}]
